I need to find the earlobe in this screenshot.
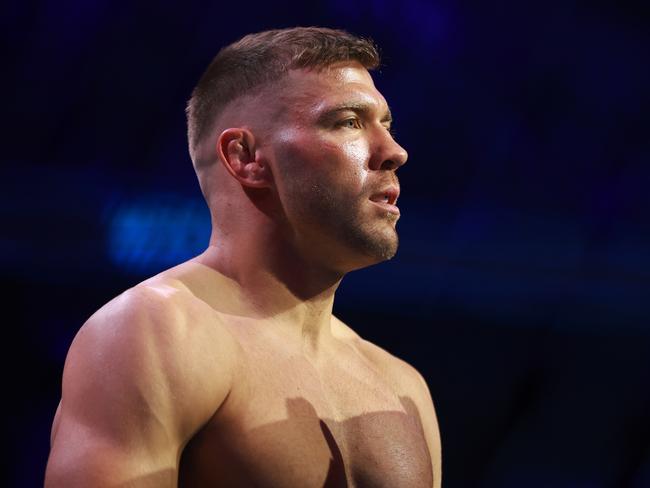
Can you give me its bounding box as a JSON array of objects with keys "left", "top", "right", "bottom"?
[{"left": 216, "top": 128, "right": 271, "bottom": 188}]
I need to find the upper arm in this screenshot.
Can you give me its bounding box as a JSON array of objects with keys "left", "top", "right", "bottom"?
[{"left": 45, "top": 285, "right": 236, "bottom": 487}]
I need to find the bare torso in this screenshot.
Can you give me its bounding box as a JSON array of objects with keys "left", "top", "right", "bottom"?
[
  {"left": 162, "top": 263, "right": 438, "bottom": 487},
  {"left": 178, "top": 317, "right": 433, "bottom": 487},
  {"left": 47, "top": 260, "right": 440, "bottom": 487}
]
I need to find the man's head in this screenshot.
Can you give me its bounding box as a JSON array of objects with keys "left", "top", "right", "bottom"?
[
  {"left": 187, "top": 27, "right": 407, "bottom": 273},
  {"left": 186, "top": 27, "right": 380, "bottom": 165}
]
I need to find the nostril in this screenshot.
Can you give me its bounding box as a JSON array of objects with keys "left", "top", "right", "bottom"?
[{"left": 381, "top": 159, "right": 400, "bottom": 171}]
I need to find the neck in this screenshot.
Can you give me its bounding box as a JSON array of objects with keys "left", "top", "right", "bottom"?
[{"left": 195, "top": 228, "right": 344, "bottom": 353}]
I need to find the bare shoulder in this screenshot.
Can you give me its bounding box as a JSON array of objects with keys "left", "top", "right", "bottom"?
[
  {"left": 46, "top": 272, "right": 240, "bottom": 486},
  {"left": 332, "top": 315, "right": 427, "bottom": 393},
  {"left": 80, "top": 274, "right": 240, "bottom": 370},
  {"left": 62, "top": 276, "right": 240, "bottom": 434}
]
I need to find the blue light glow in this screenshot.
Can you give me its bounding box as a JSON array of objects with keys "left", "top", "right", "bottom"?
[{"left": 107, "top": 195, "right": 210, "bottom": 274}]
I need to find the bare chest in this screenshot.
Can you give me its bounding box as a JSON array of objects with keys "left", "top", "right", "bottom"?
[{"left": 179, "top": 338, "right": 433, "bottom": 487}]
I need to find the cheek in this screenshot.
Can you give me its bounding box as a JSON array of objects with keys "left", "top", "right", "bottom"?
[
  {"left": 341, "top": 139, "right": 370, "bottom": 179},
  {"left": 273, "top": 131, "right": 371, "bottom": 197},
  {"left": 319, "top": 138, "right": 371, "bottom": 196}
]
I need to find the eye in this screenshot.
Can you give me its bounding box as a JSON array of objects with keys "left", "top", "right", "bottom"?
[{"left": 339, "top": 118, "right": 362, "bottom": 129}]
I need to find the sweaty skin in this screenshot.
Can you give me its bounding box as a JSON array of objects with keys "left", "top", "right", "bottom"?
[{"left": 45, "top": 62, "right": 442, "bottom": 487}]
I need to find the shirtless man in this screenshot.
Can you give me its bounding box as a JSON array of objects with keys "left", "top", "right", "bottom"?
[{"left": 45, "top": 27, "right": 442, "bottom": 487}]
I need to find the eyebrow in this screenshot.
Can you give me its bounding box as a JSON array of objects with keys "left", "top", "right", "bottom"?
[{"left": 317, "top": 102, "right": 393, "bottom": 125}]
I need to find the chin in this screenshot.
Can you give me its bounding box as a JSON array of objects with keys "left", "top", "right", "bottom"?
[
  {"left": 351, "top": 230, "right": 400, "bottom": 267},
  {"left": 371, "top": 240, "right": 399, "bottom": 262},
  {"left": 299, "top": 195, "right": 400, "bottom": 269}
]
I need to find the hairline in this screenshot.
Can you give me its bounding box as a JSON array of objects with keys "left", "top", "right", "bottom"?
[
  {"left": 191, "top": 60, "right": 380, "bottom": 165},
  {"left": 187, "top": 28, "right": 381, "bottom": 162}
]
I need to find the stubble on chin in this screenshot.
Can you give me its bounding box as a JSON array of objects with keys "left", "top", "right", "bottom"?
[
  {"left": 354, "top": 213, "right": 400, "bottom": 262},
  {"left": 305, "top": 183, "right": 400, "bottom": 264}
]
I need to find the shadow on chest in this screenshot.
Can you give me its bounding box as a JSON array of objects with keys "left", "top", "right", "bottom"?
[{"left": 223, "top": 395, "right": 433, "bottom": 488}]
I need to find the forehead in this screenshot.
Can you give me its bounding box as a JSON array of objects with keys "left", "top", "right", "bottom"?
[{"left": 273, "top": 62, "right": 389, "bottom": 119}]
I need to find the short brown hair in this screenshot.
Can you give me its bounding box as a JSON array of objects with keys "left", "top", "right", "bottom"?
[{"left": 186, "top": 27, "right": 380, "bottom": 160}]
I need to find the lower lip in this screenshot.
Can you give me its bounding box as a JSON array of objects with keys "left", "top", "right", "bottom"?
[{"left": 369, "top": 199, "right": 400, "bottom": 215}]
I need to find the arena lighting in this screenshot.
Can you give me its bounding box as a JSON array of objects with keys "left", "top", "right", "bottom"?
[{"left": 107, "top": 195, "right": 210, "bottom": 274}]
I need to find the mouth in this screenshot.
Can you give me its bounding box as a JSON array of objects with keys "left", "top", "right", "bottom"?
[{"left": 369, "top": 187, "right": 400, "bottom": 215}]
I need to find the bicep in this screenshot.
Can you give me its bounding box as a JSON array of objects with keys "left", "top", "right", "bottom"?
[
  {"left": 45, "top": 286, "right": 234, "bottom": 487},
  {"left": 46, "top": 412, "right": 178, "bottom": 488},
  {"left": 45, "top": 326, "right": 181, "bottom": 487}
]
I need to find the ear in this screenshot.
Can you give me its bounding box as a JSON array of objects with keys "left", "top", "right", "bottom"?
[{"left": 216, "top": 128, "right": 271, "bottom": 188}]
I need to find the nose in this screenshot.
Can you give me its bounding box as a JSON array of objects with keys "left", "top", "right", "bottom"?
[{"left": 369, "top": 126, "right": 408, "bottom": 171}]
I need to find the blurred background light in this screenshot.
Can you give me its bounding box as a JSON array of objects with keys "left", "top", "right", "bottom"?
[{"left": 107, "top": 195, "right": 210, "bottom": 274}]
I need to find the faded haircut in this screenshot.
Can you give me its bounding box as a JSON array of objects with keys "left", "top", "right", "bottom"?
[{"left": 186, "top": 27, "right": 380, "bottom": 163}]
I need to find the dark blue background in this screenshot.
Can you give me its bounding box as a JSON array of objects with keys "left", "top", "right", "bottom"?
[{"left": 3, "top": 1, "right": 649, "bottom": 486}]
